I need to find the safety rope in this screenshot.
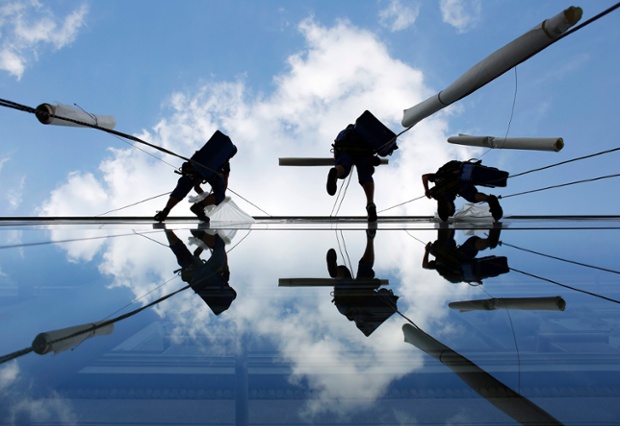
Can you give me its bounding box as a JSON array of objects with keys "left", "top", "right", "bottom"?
[
  {"left": 509, "top": 145, "right": 620, "bottom": 179},
  {"left": 500, "top": 172, "right": 620, "bottom": 199},
  {"left": 0, "top": 97, "right": 272, "bottom": 217}
]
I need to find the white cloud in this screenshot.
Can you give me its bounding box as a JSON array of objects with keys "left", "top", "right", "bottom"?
[
  {"left": 379, "top": 0, "right": 420, "bottom": 32},
  {"left": 40, "top": 17, "right": 474, "bottom": 220},
  {"left": 440, "top": 0, "right": 481, "bottom": 33},
  {"left": 0, "top": 1, "right": 88, "bottom": 79},
  {"left": 36, "top": 18, "right": 481, "bottom": 418},
  {"left": 0, "top": 362, "right": 77, "bottom": 425}
]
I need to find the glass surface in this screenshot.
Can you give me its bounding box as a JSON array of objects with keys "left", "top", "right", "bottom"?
[{"left": 1, "top": 217, "right": 619, "bottom": 425}]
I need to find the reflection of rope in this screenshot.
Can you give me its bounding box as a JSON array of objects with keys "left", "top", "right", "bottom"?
[
  {"left": 510, "top": 266, "right": 620, "bottom": 305},
  {"left": 502, "top": 241, "right": 620, "bottom": 275}
]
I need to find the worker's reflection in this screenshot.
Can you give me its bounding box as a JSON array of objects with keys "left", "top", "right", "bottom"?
[
  {"left": 326, "top": 228, "right": 399, "bottom": 336},
  {"left": 165, "top": 229, "right": 236, "bottom": 315},
  {"left": 423, "top": 227, "right": 508, "bottom": 284}
]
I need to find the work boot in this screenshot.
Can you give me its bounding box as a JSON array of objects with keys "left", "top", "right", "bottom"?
[
  {"left": 326, "top": 248, "right": 338, "bottom": 278},
  {"left": 366, "top": 202, "right": 377, "bottom": 222},
  {"left": 190, "top": 203, "right": 211, "bottom": 223},
  {"left": 488, "top": 195, "right": 503, "bottom": 221},
  {"left": 154, "top": 210, "right": 168, "bottom": 222},
  {"left": 326, "top": 168, "right": 338, "bottom": 196}
]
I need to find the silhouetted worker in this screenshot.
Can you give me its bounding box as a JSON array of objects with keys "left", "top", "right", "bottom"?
[
  {"left": 165, "top": 229, "right": 236, "bottom": 315},
  {"left": 326, "top": 228, "right": 398, "bottom": 336},
  {"left": 326, "top": 124, "right": 380, "bottom": 221},
  {"left": 423, "top": 227, "right": 507, "bottom": 284},
  {"left": 422, "top": 160, "right": 506, "bottom": 222},
  {"left": 154, "top": 130, "right": 237, "bottom": 223}
]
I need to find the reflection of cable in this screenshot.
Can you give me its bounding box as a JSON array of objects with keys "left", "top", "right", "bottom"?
[
  {"left": 510, "top": 266, "right": 620, "bottom": 305},
  {"left": 102, "top": 274, "right": 182, "bottom": 320},
  {"left": 502, "top": 241, "right": 620, "bottom": 275},
  {"left": 0, "top": 229, "right": 163, "bottom": 251},
  {"left": 335, "top": 230, "right": 354, "bottom": 276}
]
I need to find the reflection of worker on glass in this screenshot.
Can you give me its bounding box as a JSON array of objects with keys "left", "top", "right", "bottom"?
[
  {"left": 423, "top": 227, "right": 508, "bottom": 285},
  {"left": 326, "top": 229, "right": 398, "bottom": 336},
  {"left": 165, "top": 229, "right": 236, "bottom": 315}
]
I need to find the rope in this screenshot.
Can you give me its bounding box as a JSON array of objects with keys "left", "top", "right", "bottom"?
[
  {"left": 375, "top": 1, "right": 620, "bottom": 156},
  {"left": 510, "top": 145, "right": 620, "bottom": 179},
  {"left": 97, "top": 192, "right": 171, "bottom": 216},
  {"left": 378, "top": 195, "right": 425, "bottom": 213},
  {"left": 0, "top": 97, "right": 271, "bottom": 217},
  {"left": 500, "top": 172, "right": 620, "bottom": 199}
]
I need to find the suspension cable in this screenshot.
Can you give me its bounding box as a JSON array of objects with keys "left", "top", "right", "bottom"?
[
  {"left": 500, "top": 172, "right": 620, "bottom": 199},
  {"left": 0, "top": 97, "right": 271, "bottom": 217},
  {"left": 510, "top": 145, "right": 620, "bottom": 179}
]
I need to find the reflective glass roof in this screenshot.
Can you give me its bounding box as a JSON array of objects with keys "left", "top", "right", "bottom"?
[{"left": 1, "top": 216, "right": 619, "bottom": 425}]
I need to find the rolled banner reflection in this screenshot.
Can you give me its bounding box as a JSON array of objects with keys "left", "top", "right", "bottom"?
[
  {"left": 35, "top": 102, "right": 116, "bottom": 130},
  {"left": 447, "top": 135, "right": 564, "bottom": 152},
  {"left": 449, "top": 296, "right": 566, "bottom": 312},
  {"left": 32, "top": 321, "right": 114, "bottom": 355},
  {"left": 401, "top": 6, "right": 582, "bottom": 128},
  {"left": 402, "top": 323, "right": 562, "bottom": 425}
]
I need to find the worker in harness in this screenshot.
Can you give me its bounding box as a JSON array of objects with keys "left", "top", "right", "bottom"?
[
  {"left": 422, "top": 160, "right": 506, "bottom": 222},
  {"left": 154, "top": 130, "right": 237, "bottom": 223}
]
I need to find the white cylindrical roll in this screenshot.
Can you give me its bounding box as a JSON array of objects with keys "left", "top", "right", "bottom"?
[
  {"left": 36, "top": 102, "right": 116, "bottom": 130},
  {"left": 448, "top": 134, "right": 564, "bottom": 152},
  {"left": 402, "top": 6, "right": 582, "bottom": 128}
]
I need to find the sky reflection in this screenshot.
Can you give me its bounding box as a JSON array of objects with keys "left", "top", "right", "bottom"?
[{"left": 1, "top": 218, "right": 620, "bottom": 424}]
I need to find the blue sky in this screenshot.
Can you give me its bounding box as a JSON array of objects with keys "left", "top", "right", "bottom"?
[{"left": 1, "top": 0, "right": 619, "bottom": 218}]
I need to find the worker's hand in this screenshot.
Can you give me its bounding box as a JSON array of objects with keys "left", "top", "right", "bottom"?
[
  {"left": 425, "top": 242, "right": 432, "bottom": 251},
  {"left": 425, "top": 190, "right": 432, "bottom": 199}
]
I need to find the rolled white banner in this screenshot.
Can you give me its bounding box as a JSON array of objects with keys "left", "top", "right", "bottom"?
[
  {"left": 402, "top": 6, "right": 582, "bottom": 128},
  {"left": 35, "top": 102, "right": 116, "bottom": 130},
  {"left": 448, "top": 134, "right": 564, "bottom": 152}
]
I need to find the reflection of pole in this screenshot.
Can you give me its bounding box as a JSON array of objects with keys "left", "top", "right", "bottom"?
[
  {"left": 401, "top": 6, "right": 582, "bottom": 128},
  {"left": 279, "top": 278, "right": 389, "bottom": 287},
  {"left": 449, "top": 296, "right": 566, "bottom": 312},
  {"left": 235, "top": 347, "right": 249, "bottom": 426},
  {"left": 278, "top": 158, "right": 389, "bottom": 166},
  {"left": 447, "top": 135, "right": 564, "bottom": 152},
  {"left": 402, "top": 324, "right": 562, "bottom": 425},
  {"left": 32, "top": 321, "right": 114, "bottom": 355}
]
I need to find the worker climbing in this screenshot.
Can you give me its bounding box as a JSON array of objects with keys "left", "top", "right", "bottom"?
[
  {"left": 422, "top": 160, "right": 507, "bottom": 222},
  {"left": 326, "top": 110, "right": 398, "bottom": 222},
  {"left": 154, "top": 130, "right": 237, "bottom": 223}
]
